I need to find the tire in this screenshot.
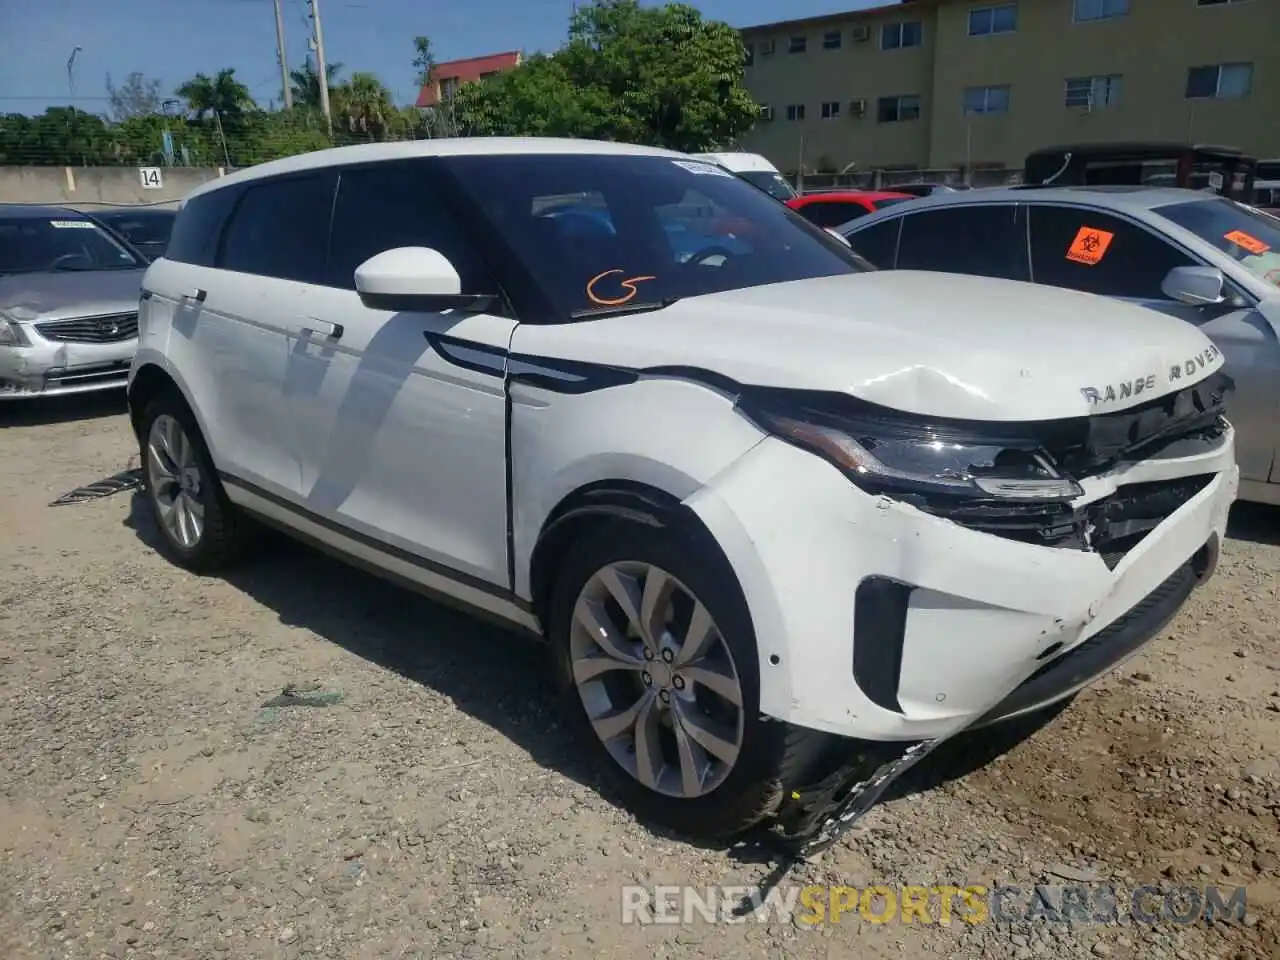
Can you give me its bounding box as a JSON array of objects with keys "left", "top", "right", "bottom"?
[
  {"left": 547, "top": 518, "right": 832, "bottom": 842},
  {"left": 137, "top": 389, "right": 250, "bottom": 573}
]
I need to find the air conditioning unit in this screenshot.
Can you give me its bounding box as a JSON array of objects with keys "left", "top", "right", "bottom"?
[
  {"left": 759, "top": 38, "right": 776, "bottom": 55},
  {"left": 851, "top": 24, "right": 871, "bottom": 42},
  {"left": 759, "top": 104, "right": 774, "bottom": 121},
  {"left": 849, "top": 98, "right": 867, "bottom": 118}
]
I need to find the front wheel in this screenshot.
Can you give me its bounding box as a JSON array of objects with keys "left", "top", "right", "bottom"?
[{"left": 547, "top": 521, "right": 830, "bottom": 842}]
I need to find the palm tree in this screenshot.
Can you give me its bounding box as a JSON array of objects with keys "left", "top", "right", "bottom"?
[
  {"left": 334, "top": 72, "right": 395, "bottom": 139},
  {"left": 175, "top": 68, "right": 255, "bottom": 122},
  {"left": 289, "top": 59, "right": 343, "bottom": 110}
]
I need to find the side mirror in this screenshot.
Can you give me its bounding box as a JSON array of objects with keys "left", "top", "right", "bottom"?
[
  {"left": 1161, "top": 265, "right": 1226, "bottom": 306},
  {"left": 354, "top": 247, "right": 496, "bottom": 313}
]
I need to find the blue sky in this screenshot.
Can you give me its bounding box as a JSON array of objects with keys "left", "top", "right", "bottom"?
[{"left": 1, "top": 0, "right": 891, "bottom": 114}]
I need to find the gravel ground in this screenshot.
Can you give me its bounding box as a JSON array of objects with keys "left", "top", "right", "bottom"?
[{"left": 1, "top": 393, "right": 1278, "bottom": 960}]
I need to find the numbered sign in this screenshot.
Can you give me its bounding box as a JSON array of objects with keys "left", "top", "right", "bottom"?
[{"left": 139, "top": 167, "right": 164, "bottom": 190}]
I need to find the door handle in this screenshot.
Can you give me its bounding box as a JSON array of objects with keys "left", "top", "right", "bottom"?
[
  {"left": 182, "top": 288, "right": 207, "bottom": 303},
  {"left": 295, "top": 317, "right": 344, "bottom": 340}
]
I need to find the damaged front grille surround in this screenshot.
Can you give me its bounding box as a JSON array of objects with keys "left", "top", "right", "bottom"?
[{"left": 738, "top": 371, "right": 1232, "bottom": 567}]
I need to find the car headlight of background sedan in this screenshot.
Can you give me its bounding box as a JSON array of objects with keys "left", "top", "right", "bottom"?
[{"left": 0, "top": 315, "right": 28, "bottom": 347}]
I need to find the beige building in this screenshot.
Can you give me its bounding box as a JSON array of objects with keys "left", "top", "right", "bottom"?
[{"left": 737, "top": 0, "right": 1279, "bottom": 176}]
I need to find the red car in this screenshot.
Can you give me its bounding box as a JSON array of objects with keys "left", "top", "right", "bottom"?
[{"left": 786, "top": 190, "right": 916, "bottom": 229}]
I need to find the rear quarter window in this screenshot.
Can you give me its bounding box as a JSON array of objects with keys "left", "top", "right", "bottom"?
[{"left": 846, "top": 216, "right": 901, "bottom": 268}]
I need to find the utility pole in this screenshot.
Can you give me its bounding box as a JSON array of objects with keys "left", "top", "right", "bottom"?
[
  {"left": 307, "top": 0, "right": 332, "bottom": 134},
  {"left": 274, "top": 0, "right": 293, "bottom": 110}
]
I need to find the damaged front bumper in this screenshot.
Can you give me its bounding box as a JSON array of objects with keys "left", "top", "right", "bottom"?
[
  {"left": 767, "top": 539, "right": 1219, "bottom": 857},
  {"left": 686, "top": 383, "right": 1238, "bottom": 857}
]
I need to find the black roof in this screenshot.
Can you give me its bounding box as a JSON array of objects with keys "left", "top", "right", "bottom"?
[
  {"left": 1026, "top": 142, "right": 1251, "bottom": 161},
  {"left": 0, "top": 203, "right": 85, "bottom": 220}
]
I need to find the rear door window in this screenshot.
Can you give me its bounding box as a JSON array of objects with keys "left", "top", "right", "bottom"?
[
  {"left": 218, "top": 173, "right": 336, "bottom": 283},
  {"left": 1027, "top": 205, "right": 1194, "bottom": 299},
  {"left": 896, "top": 204, "right": 1029, "bottom": 281}
]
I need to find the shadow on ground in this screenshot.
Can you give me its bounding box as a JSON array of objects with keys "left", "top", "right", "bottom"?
[
  {"left": 1226, "top": 500, "right": 1280, "bottom": 547},
  {"left": 122, "top": 492, "right": 1065, "bottom": 867},
  {"left": 0, "top": 390, "right": 128, "bottom": 427}
]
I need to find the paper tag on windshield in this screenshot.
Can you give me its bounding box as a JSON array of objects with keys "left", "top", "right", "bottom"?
[
  {"left": 1225, "top": 229, "right": 1270, "bottom": 255},
  {"left": 672, "top": 160, "right": 734, "bottom": 178},
  {"left": 49, "top": 219, "right": 95, "bottom": 229}
]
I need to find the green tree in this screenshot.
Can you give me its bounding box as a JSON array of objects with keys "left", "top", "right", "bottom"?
[
  {"left": 289, "top": 59, "right": 343, "bottom": 110},
  {"left": 175, "top": 68, "right": 255, "bottom": 122},
  {"left": 411, "top": 36, "right": 435, "bottom": 90},
  {"left": 452, "top": 0, "right": 757, "bottom": 151},
  {"left": 105, "top": 72, "right": 164, "bottom": 122},
  {"left": 332, "top": 72, "right": 397, "bottom": 140}
]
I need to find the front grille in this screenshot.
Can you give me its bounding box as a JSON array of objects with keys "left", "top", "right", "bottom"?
[{"left": 36, "top": 312, "right": 139, "bottom": 344}]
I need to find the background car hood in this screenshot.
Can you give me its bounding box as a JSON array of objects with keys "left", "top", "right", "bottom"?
[
  {"left": 524, "top": 271, "right": 1226, "bottom": 421},
  {"left": 0, "top": 269, "right": 145, "bottom": 323}
]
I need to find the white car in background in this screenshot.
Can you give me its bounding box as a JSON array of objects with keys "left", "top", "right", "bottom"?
[
  {"left": 688, "top": 151, "right": 798, "bottom": 201},
  {"left": 128, "top": 138, "right": 1236, "bottom": 855}
]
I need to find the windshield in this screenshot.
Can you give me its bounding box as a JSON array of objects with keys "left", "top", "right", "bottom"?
[
  {"left": 1156, "top": 197, "right": 1280, "bottom": 290},
  {"left": 737, "top": 169, "right": 798, "bottom": 201},
  {"left": 100, "top": 211, "right": 175, "bottom": 248},
  {"left": 0, "top": 216, "right": 142, "bottom": 274},
  {"left": 441, "top": 154, "right": 866, "bottom": 319}
]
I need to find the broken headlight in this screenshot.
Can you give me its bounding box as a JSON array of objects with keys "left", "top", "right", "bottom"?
[{"left": 741, "top": 396, "right": 1083, "bottom": 503}]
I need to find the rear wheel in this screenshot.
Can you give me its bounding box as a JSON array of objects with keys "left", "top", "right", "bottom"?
[
  {"left": 548, "top": 521, "right": 831, "bottom": 841},
  {"left": 138, "top": 391, "right": 251, "bottom": 572}
]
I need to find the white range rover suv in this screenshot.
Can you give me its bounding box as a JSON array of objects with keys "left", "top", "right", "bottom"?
[{"left": 128, "top": 138, "right": 1238, "bottom": 855}]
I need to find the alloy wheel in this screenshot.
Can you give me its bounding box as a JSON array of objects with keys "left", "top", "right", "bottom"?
[
  {"left": 569, "top": 561, "right": 745, "bottom": 798},
  {"left": 146, "top": 414, "right": 206, "bottom": 549}
]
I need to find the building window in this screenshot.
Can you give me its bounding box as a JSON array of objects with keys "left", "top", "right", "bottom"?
[
  {"left": 1195, "top": 0, "right": 1250, "bottom": 5},
  {"left": 789, "top": 35, "right": 807, "bottom": 53},
  {"left": 963, "top": 85, "right": 1010, "bottom": 115},
  {"left": 881, "top": 21, "right": 923, "bottom": 49},
  {"left": 820, "top": 101, "right": 841, "bottom": 119},
  {"left": 823, "top": 30, "right": 842, "bottom": 49},
  {"left": 1186, "top": 63, "right": 1253, "bottom": 99},
  {"left": 743, "top": 43, "right": 754, "bottom": 67},
  {"left": 1064, "top": 74, "right": 1122, "bottom": 108},
  {"left": 1072, "top": 0, "right": 1129, "bottom": 20},
  {"left": 968, "top": 3, "right": 1017, "bottom": 36},
  {"left": 877, "top": 94, "right": 921, "bottom": 123},
  {"left": 439, "top": 77, "right": 460, "bottom": 100},
  {"left": 786, "top": 103, "right": 806, "bottom": 121}
]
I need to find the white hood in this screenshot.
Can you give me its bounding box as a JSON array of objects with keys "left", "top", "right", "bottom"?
[{"left": 527, "top": 271, "right": 1226, "bottom": 421}]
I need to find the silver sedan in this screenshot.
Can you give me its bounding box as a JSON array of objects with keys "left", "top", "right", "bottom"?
[
  {"left": 838, "top": 186, "right": 1280, "bottom": 506},
  {"left": 0, "top": 205, "right": 147, "bottom": 401}
]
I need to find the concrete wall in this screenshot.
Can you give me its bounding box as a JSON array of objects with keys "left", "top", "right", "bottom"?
[{"left": 0, "top": 166, "right": 226, "bottom": 207}]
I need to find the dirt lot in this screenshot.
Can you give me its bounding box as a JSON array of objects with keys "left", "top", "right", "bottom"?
[{"left": 2, "top": 393, "right": 1278, "bottom": 960}]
